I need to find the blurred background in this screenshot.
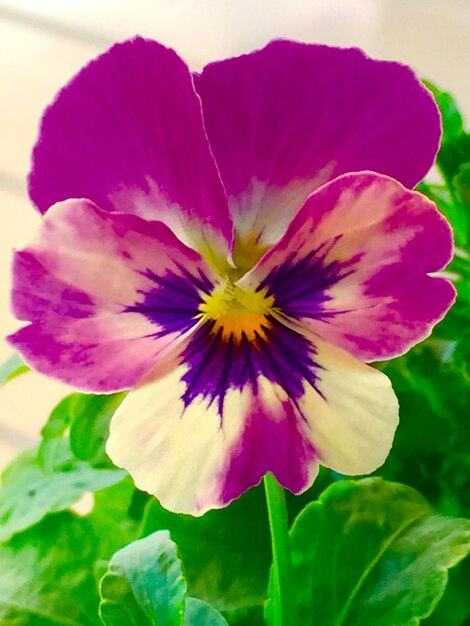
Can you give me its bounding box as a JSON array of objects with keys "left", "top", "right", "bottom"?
[{"left": 1, "top": 0, "right": 470, "bottom": 469}]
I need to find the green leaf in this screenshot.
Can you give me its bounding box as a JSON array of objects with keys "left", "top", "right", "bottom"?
[
  {"left": 184, "top": 599, "right": 228, "bottom": 625},
  {"left": 39, "top": 394, "right": 80, "bottom": 472},
  {"left": 0, "top": 480, "right": 146, "bottom": 625},
  {"left": 222, "top": 606, "right": 265, "bottom": 626},
  {"left": 378, "top": 338, "right": 470, "bottom": 517},
  {"left": 439, "top": 133, "right": 470, "bottom": 187},
  {"left": 418, "top": 180, "right": 470, "bottom": 250},
  {"left": 70, "top": 393, "right": 126, "bottom": 466},
  {"left": 141, "top": 484, "right": 271, "bottom": 611},
  {"left": 87, "top": 477, "right": 148, "bottom": 559},
  {"left": 271, "top": 478, "right": 470, "bottom": 626},
  {"left": 99, "top": 530, "right": 186, "bottom": 626},
  {"left": 0, "top": 353, "right": 29, "bottom": 385},
  {"left": 421, "top": 81, "right": 470, "bottom": 247},
  {"left": 140, "top": 472, "right": 334, "bottom": 614},
  {"left": 455, "top": 163, "right": 470, "bottom": 205},
  {"left": 0, "top": 512, "right": 100, "bottom": 626},
  {"left": 424, "top": 80, "right": 464, "bottom": 138},
  {"left": 0, "top": 445, "right": 125, "bottom": 541},
  {"left": 423, "top": 557, "right": 470, "bottom": 625},
  {"left": 39, "top": 393, "right": 126, "bottom": 472},
  {"left": 453, "top": 330, "right": 470, "bottom": 378}
]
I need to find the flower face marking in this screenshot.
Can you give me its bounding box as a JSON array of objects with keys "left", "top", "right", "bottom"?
[
  {"left": 9, "top": 38, "right": 455, "bottom": 514},
  {"left": 199, "top": 281, "right": 275, "bottom": 344}
]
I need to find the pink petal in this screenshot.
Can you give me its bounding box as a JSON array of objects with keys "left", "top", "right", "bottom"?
[
  {"left": 9, "top": 200, "right": 218, "bottom": 391},
  {"left": 28, "top": 37, "right": 233, "bottom": 267},
  {"left": 240, "top": 172, "right": 455, "bottom": 361}
]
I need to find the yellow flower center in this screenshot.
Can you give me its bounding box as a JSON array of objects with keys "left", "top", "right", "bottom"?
[{"left": 199, "top": 281, "right": 275, "bottom": 344}]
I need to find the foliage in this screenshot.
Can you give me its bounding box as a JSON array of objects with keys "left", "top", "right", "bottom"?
[
  {"left": 0, "top": 513, "right": 101, "bottom": 625},
  {"left": 0, "top": 444, "right": 124, "bottom": 542},
  {"left": 99, "top": 530, "right": 227, "bottom": 625},
  {"left": 265, "top": 479, "right": 470, "bottom": 626},
  {"left": 141, "top": 486, "right": 271, "bottom": 611}
]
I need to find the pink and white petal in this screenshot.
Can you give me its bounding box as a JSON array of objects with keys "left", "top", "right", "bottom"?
[
  {"left": 28, "top": 37, "right": 233, "bottom": 267},
  {"left": 8, "top": 314, "right": 184, "bottom": 393},
  {"left": 12, "top": 199, "right": 218, "bottom": 317},
  {"left": 195, "top": 40, "right": 440, "bottom": 250},
  {"left": 8, "top": 200, "right": 217, "bottom": 391},
  {"left": 300, "top": 340, "right": 399, "bottom": 475},
  {"left": 310, "top": 275, "right": 455, "bottom": 360},
  {"left": 240, "top": 173, "right": 455, "bottom": 361},
  {"left": 106, "top": 325, "right": 398, "bottom": 514},
  {"left": 106, "top": 362, "right": 319, "bottom": 515}
]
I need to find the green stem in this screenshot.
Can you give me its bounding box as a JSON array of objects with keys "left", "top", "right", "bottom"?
[{"left": 264, "top": 473, "right": 293, "bottom": 626}]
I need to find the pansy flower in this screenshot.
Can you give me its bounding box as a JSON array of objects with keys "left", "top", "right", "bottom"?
[{"left": 9, "top": 38, "right": 454, "bottom": 514}]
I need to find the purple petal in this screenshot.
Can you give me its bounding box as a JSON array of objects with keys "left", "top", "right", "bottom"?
[
  {"left": 195, "top": 40, "right": 440, "bottom": 253},
  {"left": 8, "top": 199, "right": 217, "bottom": 391},
  {"left": 240, "top": 172, "right": 455, "bottom": 361},
  {"left": 28, "top": 37, "right": 233, "bottom": 266}
]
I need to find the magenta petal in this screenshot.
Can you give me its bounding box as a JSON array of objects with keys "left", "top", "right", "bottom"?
[
  {"left": 240, "top": 172, "right": 455, "bottom": 361},
  {"left": 195, "top": 40, "right": 440, "bottom": 248},
  {"left": 218, "top": 392, "right": 318, "bottom": 505},
  {"left": 8, "top": 199, "right": 218, "bottom": 392},
  {"left": 29, "top": 37, "right": 233, "bottom": 264}
]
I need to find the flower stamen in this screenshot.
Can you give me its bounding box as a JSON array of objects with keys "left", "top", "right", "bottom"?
[{"left": 199, "top": 281, "right": 275, "bottom": 344}]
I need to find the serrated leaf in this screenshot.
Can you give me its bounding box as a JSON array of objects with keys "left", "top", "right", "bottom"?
[
  {"left": 183, "top": 598, "right": 227, "bottom": 625},
  {"left": 0, "top": 512, "right": 100, "bottom": 626},
  {"left": 0, "top": 353, "right": 29, "bottom": 385},
  {"left": 99, "top": 531, "right": 186, "bottom": 626},
  {"left": 268, "top": 478, "right": 470, "bottom": 626},
  {"left": 0, "top": 445, "right": 125, "bottom": 541}
]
